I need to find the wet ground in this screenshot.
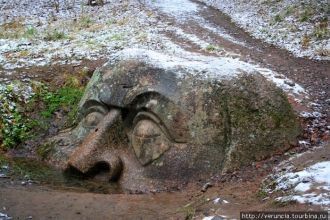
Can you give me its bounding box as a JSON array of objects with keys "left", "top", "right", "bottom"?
[
  {"left": 1, "top": 144, "right": 328, "bottom": 219},
  {"left": 0, "top": 0, "right": 329, "bottom": 219}
]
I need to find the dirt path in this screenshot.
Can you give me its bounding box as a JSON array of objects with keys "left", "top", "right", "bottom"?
[
  {"left": 0, "top": 1, "right": 329, "bottom": 219},
  {"left": 146, "top": 0, "right": 329, "bottom": 119}
]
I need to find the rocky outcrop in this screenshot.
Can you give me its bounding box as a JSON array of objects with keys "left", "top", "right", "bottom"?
[{"left": 47, "top": 49, "right": 300, "bottom": 192}]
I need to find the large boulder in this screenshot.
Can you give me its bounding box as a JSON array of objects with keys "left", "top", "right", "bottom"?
[{"left": 46, "top": 49, "right": 300, "bottom": 192}]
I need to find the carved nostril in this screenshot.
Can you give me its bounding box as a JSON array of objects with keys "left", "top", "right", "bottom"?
[
  {"left": 70, "top": 156, "right": 123, "bottom": 183},
  {"left": 85, "top": 161, "right": 111, "bottom": 180},
  {"left": 103, "top": 154, "right": 123, "bottom": 181}
]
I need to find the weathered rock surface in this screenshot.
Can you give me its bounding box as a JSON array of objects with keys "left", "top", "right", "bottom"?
[{"left": 47, "top": 49, "right": 300, "bottom": 192}]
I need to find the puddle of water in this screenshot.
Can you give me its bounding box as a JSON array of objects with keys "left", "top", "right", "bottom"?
[{"left": 1, "top": 157, "right": 123, "bottom": 194}]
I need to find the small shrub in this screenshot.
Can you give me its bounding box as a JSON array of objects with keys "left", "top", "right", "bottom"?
[
  {"left": 110, "top": 33, "right": 124, "bottom": 41},
  {"left": 283, "top": 5, "right": 295, "bottom": 17},
  {"left": 257, "top": 188, "right": 268, "bottom": 198},
  {"left": 205, "top": 44, "right": 217, "bottom": 52},
  {"left": 0, "top": 83, "right": 36, "bottom": 149},
  {"left": 44, "top": 30, "right": 67, "bottom": 41},
  {"left": 274, "top": 14, "right": 283, "bottom": 23},
  {"left": 0, "top": 80, "right": 84, "bottom": 149},
  {"left": 79, "top": 15, "right": 94, "bottom": 28},
  {"left": 313, "top": 22, "right": 329, "bottom": 39},
  {"left": 301, "top": 35, "right": 310, "bottom": 48},
  {"left": 37, "top": 142, "right": 55, "bottom": 160},
  {"left": 40, "top": 86, "right": 83, "bottom": 123},
  {"left": 106, "top": 19, "right": 116, "bottom": 26},
  {"left": 299, "top": 8, "right": 314, "bottom": 22},
  {"left": 23, "top": 27, "right": 37, "bottom": 39},
  {"left": 316, "top": 46, "right": 330, "bottom": 57},
  {"left": 0, "top": 20, "right": 25, "bottom": 39},
  {"left": 19, "top": 50, "right": 29, "bottom": 57}
]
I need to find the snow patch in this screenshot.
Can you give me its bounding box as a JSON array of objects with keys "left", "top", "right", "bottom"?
[
  {"left": 110, "top": 48, "right": 256, "bottom": 80},
  {"left": 200, "top": 20, "right": 248, "bottom": 48},
  {"left": 0, "top": 212, "right": 12, "bottom": 220},
  {"left": 213, "top": 198, "right": 221, "bottom": 204},
  {"left": 275, "top": 161, "right": 330, "bottom": 206},
  {"left": 198, "top": 0, "right": 330, "bottom": 60},
  {"left": 109, "top": 48, "right": 306, "bottom": 99},
  {"left": 147, "top": 0, "right": 199, "bottom": 19},
  {"left": 203, "top": 217, "right": 215, "bottom": 220},
  {"left": 175, "top": 28, "right": 210, "bottom": 49}
]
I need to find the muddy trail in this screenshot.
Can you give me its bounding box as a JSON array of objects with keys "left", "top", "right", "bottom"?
[
  {"left": 0, "top": 0, "right": 329, "bottom": 219},
  {"left": 1, "top": 142, "right": 328, "bottom": 220},
  {"left": 145, "top": 0, "right": 329, "bottom": 119}
]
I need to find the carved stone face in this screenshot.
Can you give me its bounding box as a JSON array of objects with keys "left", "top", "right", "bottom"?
[{"left": 49, "top": 50, "right": 300, "bottom": 192}]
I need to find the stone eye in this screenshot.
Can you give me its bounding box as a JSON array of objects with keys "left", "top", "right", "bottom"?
[
  {"left": 83, "top": 111, "right": 104, "bottom": 127},
  {"left": 131, "top": 119, "right": 171, "bottom": 165}
]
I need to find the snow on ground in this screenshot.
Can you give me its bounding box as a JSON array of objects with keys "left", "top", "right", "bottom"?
[
  {"left": 0, "top": 212, "right": 12, "bottom": 220},
  {"left": 109, "top": 47, "right": 307, "bottom": 98},
  {"left": 144, "top": 0, "right": 248, "bottom": 47},
  {"left": 199, "top": 0, "right": 330, "bottom": 60},
  {"left": 0, "top": 0, "right": 310, "bottom": 149},
  {"left": 0, "top": 0, "right": 164, "bottom": 71},
  {"left": 109, "top": 48, "right": 257, "bottom": 80},
  {"left": 148, "top": 0, "right": 199, "bottom": 19},
  {"left": 269, "top": 160, "right": 330, "bottom": 207},
  {"left": 0, "top": 0, "right": 308, "bottom": 100}
]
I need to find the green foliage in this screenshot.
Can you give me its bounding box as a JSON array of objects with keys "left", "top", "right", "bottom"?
[
  {"left": 106, "top": 19, "right": 116, "bottom": 26},
  {"left": 23, "top": 26, "right": 38, "bottom": 38},
  {"left": 79, "top": 15, "right": 94, "bottom": 28},
  {"left": 36, "top": 142, "right": 55, "bottom": 160},
  {"left": 4, "top": 157, "right": 62, "bottom": 181},
  {"left": 0, "top": 80, "right": 84, "bottom": 150},
  {"left": 40, "top": 86, "right": 83, "bottom": 120},
  {"left": 283, "top": 5, "right": 295, "bottom": 17},
  {"left": 313, "top": 25, "right": 329, "bottom": 39},
  {"left": 299, "top": 8, "right": 314, "bottom": 22},
  {"left": 205, "top": 44, "right": 217, "bottom": 52},
  {"left": 44, "top": 30, "right": 67, "bottom": 41},
  {"left": 274, "top": 14, "right": 283, "bottom": 23},
  {"left": 0, "top": 21, "right": 38, "bottom": 39},
  {"left": 257, "top": 188, "right": 268, "bottom": 198},
  {"left": 110, "top": 33, "right": 124, "bottom": 41},
  {"left": 0, "top": 83, "right": 36, "bottom": 149}
]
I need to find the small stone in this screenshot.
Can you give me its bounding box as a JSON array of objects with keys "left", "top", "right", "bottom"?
[
  {"left": 284, "top": 80, "right": 295, "bottom": 87},
  {"left": 201, "top": 182, "right": 213, "bottom": 192}
]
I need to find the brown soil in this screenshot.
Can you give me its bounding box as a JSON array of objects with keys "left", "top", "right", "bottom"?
[
  {"left": 1, "top": 144, "right": 328, "bottom": 219},
  {"left": 0, "top": 58, "right": 107, "bottom": 84},
  {"left": 0, "top": 149, "right": 326, "bottom": 220}
]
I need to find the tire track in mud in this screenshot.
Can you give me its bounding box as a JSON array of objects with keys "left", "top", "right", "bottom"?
[
  {"left": 144, "top": 0, "right": 329, "bottom": 149},
  {"left": 145, "top": 0, "right": 329, "bottom": 119}
]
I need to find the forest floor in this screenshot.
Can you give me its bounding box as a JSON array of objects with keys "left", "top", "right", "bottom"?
[{"left": 0, "top": 0, "right": 329, "bottom": 219}]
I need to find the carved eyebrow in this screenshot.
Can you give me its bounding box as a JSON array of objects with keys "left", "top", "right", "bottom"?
[{"left": 81, "top": 102, "right": 109, "bottom": 116}]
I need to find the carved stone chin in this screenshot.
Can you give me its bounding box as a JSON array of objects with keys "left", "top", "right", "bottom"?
[{"left": 47, "top": 49, "right": 300, "bottom": 192}]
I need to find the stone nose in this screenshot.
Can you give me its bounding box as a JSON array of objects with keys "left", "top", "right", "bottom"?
[{"left": 67, "top": 109, "right": 123, "bottom": 180}]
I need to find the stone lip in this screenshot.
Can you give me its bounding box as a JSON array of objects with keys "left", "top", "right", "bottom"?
[{"left": 46, "top": 49, "right": 301, "bottom": 192}]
